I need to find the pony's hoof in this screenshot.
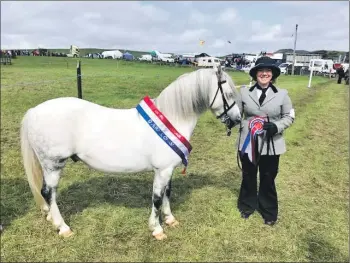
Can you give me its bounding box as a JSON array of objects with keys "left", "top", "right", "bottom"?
[
  {"left": 166, "top": 219, "right": 179, "bottom": 227},
  {"left": 41, "top": 204, "right": 50, "bottom": 213},
  {"left": 153, "top": 232, "right": 167, "bottom": 240},
  {"left": 46, "top": 213, "right": 52, "bottom": 222},
  {"left": 59, "top": 228, "right": 74, "bottom": 238}
]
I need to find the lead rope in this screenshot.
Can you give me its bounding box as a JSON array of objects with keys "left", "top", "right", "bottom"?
[
  {"left": 236, "top": 120, "right": 243, "bottom": 171},
  {"left": 236, "top": 102, "right": 244, "bottom": 171}
]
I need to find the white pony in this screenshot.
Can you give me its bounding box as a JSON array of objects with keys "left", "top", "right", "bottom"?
[{"left": 20, "top": 65, "right": 241, "bottom": 240}]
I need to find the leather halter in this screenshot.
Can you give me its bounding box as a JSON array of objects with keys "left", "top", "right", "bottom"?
[{"left": 209, "top": 80, "right": 236, "bottom": 119}]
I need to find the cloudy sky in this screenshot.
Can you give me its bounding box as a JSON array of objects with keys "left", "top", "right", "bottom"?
[{"left": 1, "top": 1, "right": 349, "bottom": 56}]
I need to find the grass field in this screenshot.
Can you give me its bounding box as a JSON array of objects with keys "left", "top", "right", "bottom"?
[{"left": 1, "top": 56, "right": 349, "bottom": 262}]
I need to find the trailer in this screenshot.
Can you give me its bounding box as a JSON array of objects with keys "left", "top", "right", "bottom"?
[
  {"left": 196, "top": 56, "right": 221, "bottom": 68},
  {"left": 284, "top": 53, "right": 322, "bottom": 67}
]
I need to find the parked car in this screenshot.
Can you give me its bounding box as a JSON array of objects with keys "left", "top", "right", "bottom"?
[
  {"left": 286, "top": 63, "right": 305, "bottom": 75},
  {"left": 279, "top": 63, "right": 291, "bottom": 74}
]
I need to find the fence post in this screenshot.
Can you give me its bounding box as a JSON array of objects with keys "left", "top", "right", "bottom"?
[
  {"left": 248, "top": 77, "right": 253, "bottom": 87},
  {"left": 307, "top": 60, "right": 314, "bottom": 88},
  {"left": 77, "top": 60, "right": 82, "bottom": 99}
]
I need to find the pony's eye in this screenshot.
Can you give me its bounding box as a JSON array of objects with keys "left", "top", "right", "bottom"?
[{"left": 226, "top": 92, "right": 234, "bottom": 99}]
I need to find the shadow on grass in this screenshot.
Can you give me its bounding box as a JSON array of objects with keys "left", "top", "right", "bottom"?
[
  {"left": 0, "top": 169, "right": 243, "bottom": 230},
  {"left": 57, "top": 170, "right": 242, "bottom": 222},
  {"left": 304, "top": 232, "right": 348, "bottom": 262},
  {"left": 0, "top": 178, "right": 33, "bottom": 231}
]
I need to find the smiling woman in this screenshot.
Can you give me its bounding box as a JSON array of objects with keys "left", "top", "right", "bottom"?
[{"left": 235, "top": 56, "right": 295, "bottom": 226}]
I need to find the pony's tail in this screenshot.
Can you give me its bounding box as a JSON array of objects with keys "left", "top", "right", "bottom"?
[{"left": 20, "top": 111, "right": 48, "bottom": 211}]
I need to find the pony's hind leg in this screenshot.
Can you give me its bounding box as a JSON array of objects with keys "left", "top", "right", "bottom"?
[
  {"left": 41, "top": 180, "right": 52, "bottom": 221},
  {"left": 162, "top": 179, "right": 179, "bottom": 227},
  {"left": 42, "top": 159, "right": 73, "bottom": 237},
  {"left": 149, "top": 167, "right": 174, "bottom": 240}
]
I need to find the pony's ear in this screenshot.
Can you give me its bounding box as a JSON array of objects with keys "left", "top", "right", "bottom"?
[{"left": 214, "top": 63, "right": 222, "bottom": 78}]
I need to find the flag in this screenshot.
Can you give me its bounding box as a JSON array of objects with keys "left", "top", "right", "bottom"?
[{"left": 199, "top": 40, "right": 205, "bottom": 45}]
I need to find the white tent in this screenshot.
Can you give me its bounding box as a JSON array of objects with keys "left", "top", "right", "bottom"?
[{"left": 102, "top": 50, "right": 123, "bottom": 59}]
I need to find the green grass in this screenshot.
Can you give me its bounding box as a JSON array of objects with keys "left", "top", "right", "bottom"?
[{"left": 1, "top": 56, "right": 349, "bottom": 262}]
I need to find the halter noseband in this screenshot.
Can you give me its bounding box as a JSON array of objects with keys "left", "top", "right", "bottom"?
[{"left": 209, "top": 80, "right": 236, "bottom": 119}]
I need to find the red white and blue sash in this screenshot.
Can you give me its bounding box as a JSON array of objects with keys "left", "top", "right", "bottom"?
[
  {"left": 136, "top": 96, "right": 192, "bottom": 168},
  {"left": 241, "top": 116, "right": 266, "bottom": 164}
]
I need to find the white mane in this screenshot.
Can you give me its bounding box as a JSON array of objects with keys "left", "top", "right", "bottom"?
[{"left": 155, "top": 68, "right": 237, "bottom": 123}]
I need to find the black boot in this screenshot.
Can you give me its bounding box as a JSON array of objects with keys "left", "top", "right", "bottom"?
[{"left": 264, "top": 219, "right": 277, "bottom": 226}]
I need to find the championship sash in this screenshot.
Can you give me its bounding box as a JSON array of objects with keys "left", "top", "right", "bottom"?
[
  {"left": 136, "top": 96, "right": 192, "bottom": 169},
  {"left": 241, "top": 116, "right": 266, "bottom": 164}
]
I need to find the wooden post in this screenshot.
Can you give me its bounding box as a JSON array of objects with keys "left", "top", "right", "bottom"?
[{"left": 77, "top": 60, "right": 82, "bottom": 99}]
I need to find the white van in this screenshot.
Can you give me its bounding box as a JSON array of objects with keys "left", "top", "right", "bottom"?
[
  {"left": 197, "top": 57, "right": 221, "bottom": 67},
  {"left": 139, "top": 54, "right": 152, "bottom": 61},
  {"left": 279, "top": 62, "right": 303, "bottom": 74},
  {"left": 151, "top": 50, "right": 175, "bottom": 63}
]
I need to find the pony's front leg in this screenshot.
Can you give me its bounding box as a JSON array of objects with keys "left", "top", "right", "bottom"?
[
  {"left": 162, "top": 179, "right": 179, "bottom": 227},
  {"left": 149, "top": 167, "right": 173, "bottom": 240}
]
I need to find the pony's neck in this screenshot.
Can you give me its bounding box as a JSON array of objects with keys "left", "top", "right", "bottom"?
[
  {"left": 154, "top": 70, "right": 211, "bottom": 139},
  {"left": 155, "top": 98, "right": 200, "bottom": 140},
  {"left": 172, "top": 115, "right": 198, "bottom": 140}
]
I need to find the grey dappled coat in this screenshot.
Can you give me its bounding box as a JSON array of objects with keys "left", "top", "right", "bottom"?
[{"left": 236, "top": 83, "right": 295, "bottom": 155}]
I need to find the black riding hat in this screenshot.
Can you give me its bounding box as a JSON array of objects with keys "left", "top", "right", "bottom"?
[{"left": 249, "top": 56, "right": 281, "bottom": 79}]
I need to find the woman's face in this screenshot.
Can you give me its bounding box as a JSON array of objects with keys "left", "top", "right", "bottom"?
[{"left": 256, "top": 68, "right": 272, "bottom": 86}]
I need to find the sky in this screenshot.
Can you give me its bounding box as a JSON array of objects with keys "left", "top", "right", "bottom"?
[{"left": 1, "top": 1, "right": 349, "bottom": 56}]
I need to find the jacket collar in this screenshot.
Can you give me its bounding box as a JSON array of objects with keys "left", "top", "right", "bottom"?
[
  {"left": 249, "top": 83, "right": 278, "bottom": 93},
  {"left": 248, "top": 83, "right": 278, "bottom": 107}
]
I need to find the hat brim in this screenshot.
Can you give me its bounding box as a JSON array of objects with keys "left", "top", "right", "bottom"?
[{"left": 249, "top": 64, "right": 281, "bottom": 79}]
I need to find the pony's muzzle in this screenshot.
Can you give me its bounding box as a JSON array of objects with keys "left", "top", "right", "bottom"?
[{"left": 221, "top": 114, "right": 241, "bottom": 129}]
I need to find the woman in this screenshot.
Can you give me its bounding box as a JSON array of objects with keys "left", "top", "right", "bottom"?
[
  {"left": 235, "top": 56, "right": 295, "bottom": 226},
  {"left": 337, "top": 65, "right": 345, "bottom": 84}
]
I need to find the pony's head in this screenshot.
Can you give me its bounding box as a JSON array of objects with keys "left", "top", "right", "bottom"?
[{"left": 209, "top": 64, "right": 241, "bottom": 128}]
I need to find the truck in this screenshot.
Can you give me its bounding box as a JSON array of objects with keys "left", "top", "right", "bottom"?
[{"left": 66, "top": 45, "right": 80, "bottom": 58}]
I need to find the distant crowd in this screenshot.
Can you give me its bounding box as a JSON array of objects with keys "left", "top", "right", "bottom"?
[{"left": 1, "top": 49, "right": 68, "bottom": 58}]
